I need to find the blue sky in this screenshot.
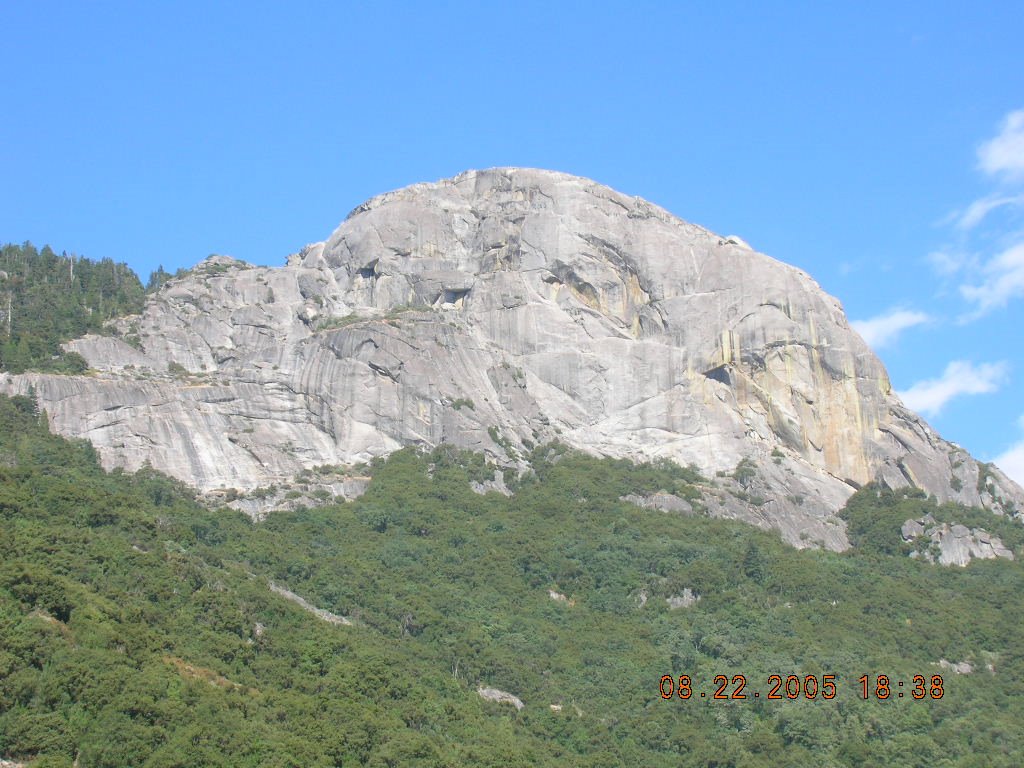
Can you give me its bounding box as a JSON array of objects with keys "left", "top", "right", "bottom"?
[{"left": 2, "top": 2, "right": 1023, "bottom": 483}]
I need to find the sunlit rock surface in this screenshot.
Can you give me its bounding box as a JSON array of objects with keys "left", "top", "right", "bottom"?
[
  {"left": 3, "top": 168, "right": 1022, "bottom": 549},
  {"left": 903, "top": 514, "right": 1014, "bottom": 566}
]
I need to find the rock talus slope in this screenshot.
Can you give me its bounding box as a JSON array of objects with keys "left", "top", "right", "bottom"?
[{"left": 3, "top": 168, "right": 1022, "bottom": 549}]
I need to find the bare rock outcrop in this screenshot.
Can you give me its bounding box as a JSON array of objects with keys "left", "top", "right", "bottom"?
[
  {"left": 477, "top": 686, "right": 525, "bottom": 710},
  {"left": 903, "top": 514, "right": 1014, "bottom": 566},
  {"left": 3, "top": 168, "right": 1022, "bottom": 549},
  {"left": 666, "top": 589, "right": 701, "bottom": 609},
  {"left": 268, "top": 582, "right": 352, "bottom": 626},
  {"left": 938, "top": 659, "right": 974, "bottom": 675},
  {"left": 621, "top": 492, "right": 694, "bottom": 515}
]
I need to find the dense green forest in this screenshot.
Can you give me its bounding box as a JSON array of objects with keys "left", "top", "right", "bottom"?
[
  {"left": 0, "top": 243, "right": 147, "bottom": 374},
  {"left": 1, "top": 393, "right": 1022, "bottom": 766}
]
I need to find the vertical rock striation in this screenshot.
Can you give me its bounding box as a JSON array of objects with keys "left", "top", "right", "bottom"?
[{"left": 2, "top": 168, "right": 1021, "bottom": 549}]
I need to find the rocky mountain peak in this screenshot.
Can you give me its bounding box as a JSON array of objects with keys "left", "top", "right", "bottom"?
[{"left": 2, "top": 168, "right": 1022, "bottom": 549}]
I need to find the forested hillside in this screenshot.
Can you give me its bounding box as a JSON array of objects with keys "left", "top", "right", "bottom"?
[
  {"left": 0, "top": 243, "right": 145, "bottom": 373},
  {"left": 1, "top": 393, "right": 1022, "bottom": 766}
]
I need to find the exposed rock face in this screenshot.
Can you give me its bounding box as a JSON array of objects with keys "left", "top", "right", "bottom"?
[
  {"left": 477, "top": 686, "right": 525, "bottom": 711},
  {"left": 268, "top": 582, "right": 352, "bottom": 626},
  {"left": 666, "top": 589, "right": 701, "bottom": 609},
  {"left": 216, "top": 468, "right": 371, "bottom": 522},
  {"left": 621, "top": 492, "right": 694, "bottom": 515},
  {"left": 938, "top": 659, "right": 974, "bottom": 675},
  {"left": 903, "top": 514, "right": 1014, "bottom": 566},
  {"left": 2, "top": 168, "right": 1022, "bottom": 549}
]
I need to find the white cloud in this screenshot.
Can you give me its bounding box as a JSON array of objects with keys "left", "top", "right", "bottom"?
[
  {"left": 851, "top": 309, "right": 930, "bottom": 349},
  {"left": 959, "top": 241, "right": 1024, "bottom": 316},
  {"left": 994, "top": 415, "right": 1024, "bottom": 488},
  {"left": 927, "top": 249, "right": 976, "bottom": 277},
  {"left": 955, "top": 194, "right": 1024, "bottom": 230},
  {"left": 896, "top": 360, "right": 1008, "bottom": 417},
  {"left": 932, "top": 110, "right": 1024, "bottom": 315},
  {"left": 978, "top": 109, "right": 1024, "bottom": 181}
]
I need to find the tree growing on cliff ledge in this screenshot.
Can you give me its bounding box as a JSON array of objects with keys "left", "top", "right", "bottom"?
[{"left": 0, "top": 242, "right": 144, "bottom": 373}]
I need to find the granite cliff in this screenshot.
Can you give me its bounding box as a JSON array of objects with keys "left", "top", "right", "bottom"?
[{"left": 3, "top": 168, "right": 1021, "bottom": 549}]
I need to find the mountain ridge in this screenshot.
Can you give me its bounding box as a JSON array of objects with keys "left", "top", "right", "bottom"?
[{"left": 2, "top": 168, "right": 1021, "bottom": 549}]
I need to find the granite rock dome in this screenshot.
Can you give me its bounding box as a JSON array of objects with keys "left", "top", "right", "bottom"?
[{"left": 4, "top": 168, "right": 1021, "bottom": 549}]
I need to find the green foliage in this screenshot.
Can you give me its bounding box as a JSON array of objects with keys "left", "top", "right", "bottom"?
[
  {"left": 839, "top": 485, "right": 921, "bottom": 556},
  {"left": 382, "top": 304, "right": 421, "bottom": 321},
  {"left": 977, "top": 462, "right": 995, "bottom": 494},
  {"left": 317, "top": 306, "right": 426, "bottom": 332},
  {"left": 193, "top": 257, "right": 236, "bottom": 277},
  {"left": 0, "top": 396, "right": 1022, "bottom": 766},
  {"left": 315, "top": 313, "right": 365, "bottom": 332},
  {"left": 144, "top": 264, "right": 189, "bottom": 293},
  {"left": 487, "top": 426, "right": 518, "bottom": 458},
  {"left": 840, "top": 484, "right": 1024, "bottom": 556},
  {"left": 0, "top": 242, "right": 145, "bottom": 373},
  {"left": 732, "top": 457, "right": 757, "bottom": 486}
]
